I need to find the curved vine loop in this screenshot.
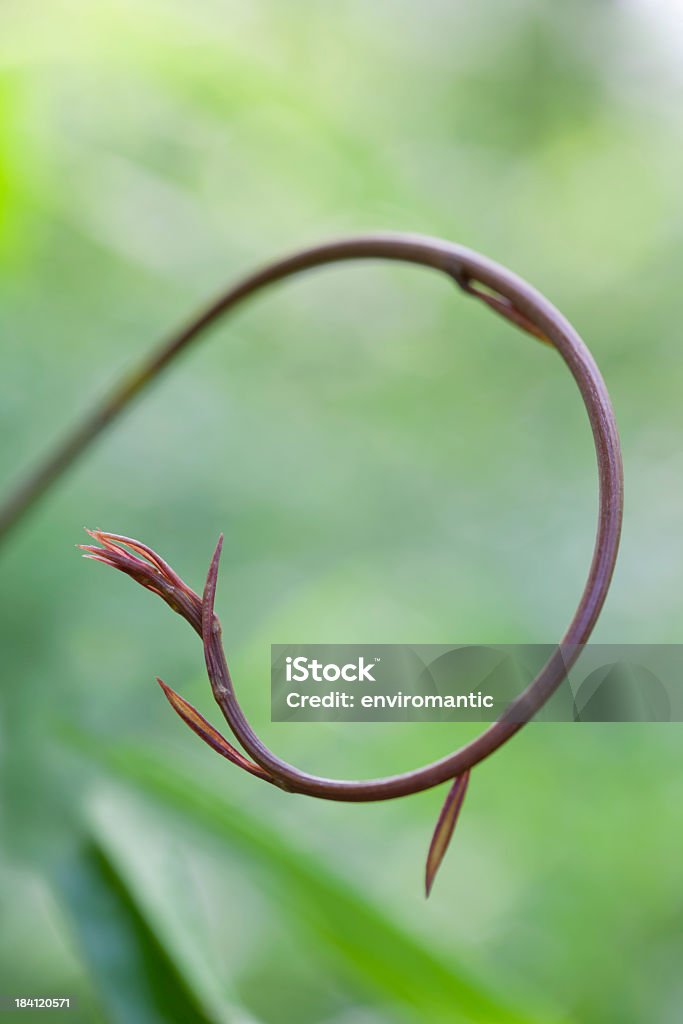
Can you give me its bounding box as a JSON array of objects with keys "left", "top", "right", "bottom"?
[{"left": 2, "top": 233, "right": 624, "bottom": 890}]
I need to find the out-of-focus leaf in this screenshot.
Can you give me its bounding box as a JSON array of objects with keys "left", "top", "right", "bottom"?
[
  {"left": 55, "top": 840, "right": 216, "bottom": 1024},
  {"left": 68, "top": 734, "right": 560, "bottom": 1024}
]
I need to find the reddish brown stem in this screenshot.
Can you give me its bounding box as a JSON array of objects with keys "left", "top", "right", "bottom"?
[
  {"left": 64, "top": 234, "right": 620, "bottom": 806},
  {"left": 1, "top": 234, "right": 619, "bottom": 546}
]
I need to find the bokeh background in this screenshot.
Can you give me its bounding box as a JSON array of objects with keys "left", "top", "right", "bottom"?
[{"left": 1, "top": 2, "right": 683, "bottom": 1021}]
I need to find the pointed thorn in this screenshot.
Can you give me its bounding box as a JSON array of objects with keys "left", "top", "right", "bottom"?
[
  {"left": 155, "top": 677, "right": 272, "bottom": 781},
  {"left": 425, "top": 769, "right": 471, "bottom": 898},
  {"left": 202, "top": 534, "right": 224, "bottom": 642}
]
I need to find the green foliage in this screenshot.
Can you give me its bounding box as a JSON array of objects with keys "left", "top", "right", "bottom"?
[
  {"left": 56, "top": 843, "right": 215, "bottom": 1024},
  {"left": 72, "top": 736, "right": 545, "bottom": 1024},
  {"left": 2, "top": 2, "right": 683, "bottom": 1022}
]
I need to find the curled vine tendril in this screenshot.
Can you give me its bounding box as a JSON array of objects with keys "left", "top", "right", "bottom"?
[{"left": 0, "top": 234, "right": 624, "bottom": 893}]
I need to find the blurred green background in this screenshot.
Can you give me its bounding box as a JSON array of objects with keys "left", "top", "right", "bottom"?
[{"left": 1, "top": 1, "right": 682, "bottom": 1021}]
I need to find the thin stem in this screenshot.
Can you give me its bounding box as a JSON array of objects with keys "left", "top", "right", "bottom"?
[
  {"left": 195, "top": 539, "right": 602, "bottom": 802},
  {"left": 16, "top": 233, "right": 622, "bottom": 804},
  {"left": 82, "top": 501, "right": 621, "bottom": 804},
  {"left": 2, "top": 233, "right": 578, "bottom": 545}
]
